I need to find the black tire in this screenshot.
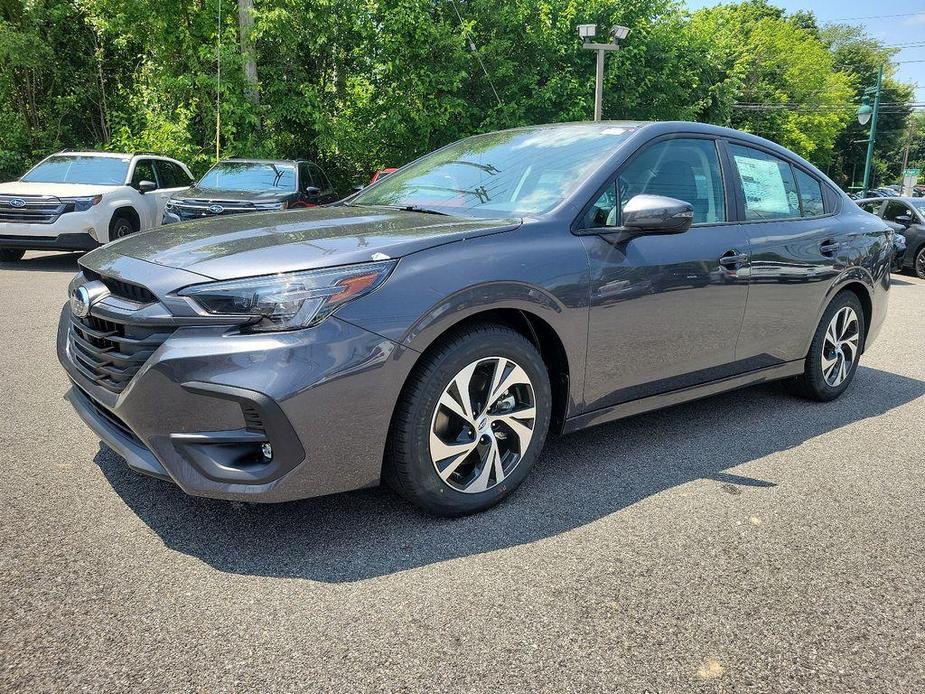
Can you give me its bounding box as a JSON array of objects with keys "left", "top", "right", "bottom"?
[
  {"left": 0, "top": 249, "right": 26, "bottom": 262},
  {"left": 791, "top": 290, "right": 865, "bottom": 402},
  {"left": 914, "top": 246, "right": 925, "bottom": 280},
  {"left": 386, "top": 323, "right": 552, "bottom": 516},
  {"left": 109, "top": 214, "right": 136, "bottom": 240}
]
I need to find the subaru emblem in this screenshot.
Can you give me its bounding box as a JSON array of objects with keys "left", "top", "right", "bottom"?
[
  {"left": 9, "top": 198, "right": 26, "bottom": 208},
  {"left": 207, "top": 204, "right": 224, "bottom": 214},
  {"left": 70, "top": 286, "right": 91, "bottom": 318}
]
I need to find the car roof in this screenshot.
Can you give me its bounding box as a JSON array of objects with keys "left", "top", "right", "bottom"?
[
  {"left": 857, "top": 196, "right": 920, "bottom": 203},
  {"left": 220, "top": 158, "right": 308, "bottom": 165}
]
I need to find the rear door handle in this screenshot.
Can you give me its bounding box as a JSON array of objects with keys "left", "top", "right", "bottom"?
[
  {"left": 819, "top": 239, "right": 840, "bottom": 256},
  {"left": 719, "top": 250, "right": 748, "bottom": 267}
]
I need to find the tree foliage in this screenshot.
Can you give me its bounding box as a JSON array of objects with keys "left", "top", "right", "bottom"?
[{"left": 0, "top": 0, "right": 916, "bottom": 192}]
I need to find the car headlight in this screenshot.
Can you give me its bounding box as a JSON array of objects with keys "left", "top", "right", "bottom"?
[
  {"left": 178, "top": 260, "right": 396, "bottom": 332},
  {"left": 62, "top": 195, "right": 102, "bottom": 212}
]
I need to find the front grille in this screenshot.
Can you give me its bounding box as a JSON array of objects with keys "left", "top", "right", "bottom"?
[
  {"left": 69, "top": 313, "right": 174, "bottom": 394},
  {"left": 173, "top": 199, "right": 256, "bottom": 221},
  {"left": 83, "top": 269, "right": 157, "bottom": 304},
  {"left": 0, "top": 194, "right": 66, "bottom": 224}
]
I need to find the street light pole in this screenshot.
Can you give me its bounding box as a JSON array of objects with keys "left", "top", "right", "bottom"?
[
  {"left": 578, "top": 24, "right": 629, "bottom": 122},
  {"left": 859, "top": 64, "right": 883, "bottom": 198},
  {"left": 594, "top": 49, "right": 605, "bottom": 121}
]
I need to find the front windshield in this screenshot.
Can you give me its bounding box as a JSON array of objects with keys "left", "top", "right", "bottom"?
[
  {"left": 21, "top": 156, "right": 130, "bottom": 185},
  {"left": 352, "top": 124, "right": 637, "bottom": 217},
  {"left": 198, "top": 162, "right": 296, "bottom": 192}
]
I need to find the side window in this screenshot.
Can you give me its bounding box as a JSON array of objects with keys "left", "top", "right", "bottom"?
[
  {"left": 298, "top": 163, "right": 314, "bottom": 190},
  {"left": 131, "top": 159, "right": 158, "bottom": 188},
  {"left": 617, "top": 138, "right": 726, "bottom": 225},
  {"left": 154, "top": 161, "right": 185, "bottom": 188},
  {"left": 858, "top": 201, "right": 881, "bottom": 215},
  {"left": 793, "top": 168, "right": 825, "bottom": 217},
  {"left": 883, "top": 201, "right": 911, "bottom": 223},
  {"left": 585, "top": 182, "right": 618, "bottom": 227},
  {"left": 309, "top": 164, "right": 332, "bottom": 193},
  {"left": 729, "top": 144, "right": 800, "bottom": 221}
]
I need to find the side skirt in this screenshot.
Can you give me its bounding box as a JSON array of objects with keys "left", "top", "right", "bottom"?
[{"left": 562, "top": 359, "right": 805, "bottom": 434}]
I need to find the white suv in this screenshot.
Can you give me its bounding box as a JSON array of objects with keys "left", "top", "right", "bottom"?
[{"left": 0, "top": 151, "right": 194, "bottom": 261}]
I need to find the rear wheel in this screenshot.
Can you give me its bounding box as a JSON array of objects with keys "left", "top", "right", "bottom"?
[
  {"left": 0, "top": 249, "right": 25, "bottom": 262},
  {"left": 915, "top": 246, "right": 925, "bottom": 280},
  {"left": 109, "top": 214, "right": 136, "bottom": 240},
  {"left": 792, "top": 291, "right": 865, "bottom": 402},
  {"left": 387, "top": 323, "right": 551, "bottom": 516}
]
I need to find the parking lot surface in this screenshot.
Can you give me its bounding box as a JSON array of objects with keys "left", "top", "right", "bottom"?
[{"left": 1, "top": 251, "right": 924, "bottom": 693}]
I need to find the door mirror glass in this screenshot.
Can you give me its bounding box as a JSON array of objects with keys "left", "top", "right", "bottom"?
[
  {"left": 622, "top": 194, "right": 693, "bottom": 234},
  {"left": 137, "top": 180, "right": 157, "bottom": 194}
]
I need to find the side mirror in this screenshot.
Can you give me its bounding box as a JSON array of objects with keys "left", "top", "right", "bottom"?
[
  {"left": 350, "top": 184, "right": 365, "bottom": 194},
  {"left": 894, "top": 213, "right": 913, "bottom": 227},
  {"left": 303, "top": 185, "right": 320, "bottom": 201},
  {"left": 621, "top": 194, "right": 694, "bottom": 234},
  {"left": 137, "top": 180, "right": 157, "bottom": 194}
]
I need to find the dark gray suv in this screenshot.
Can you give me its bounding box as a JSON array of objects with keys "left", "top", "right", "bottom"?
[{"left": 58, "top": 122, "right": 892, "bottom": 516}]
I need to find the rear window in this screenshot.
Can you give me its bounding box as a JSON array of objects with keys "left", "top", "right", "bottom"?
[
  {"left": 729, "top": 144, "right": 800, "bottom": 221},
  {"left": 21, "top": 156, "right": 130, "bottom": 185}
]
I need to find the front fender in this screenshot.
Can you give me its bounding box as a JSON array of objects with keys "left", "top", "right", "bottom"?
[{"left": 336, "top": 222, "right": 592, "bottom": 414}]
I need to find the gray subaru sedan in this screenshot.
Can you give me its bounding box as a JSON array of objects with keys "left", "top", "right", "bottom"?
[{"left": 58, "top": 121, "right": 892, "bottom": 516}]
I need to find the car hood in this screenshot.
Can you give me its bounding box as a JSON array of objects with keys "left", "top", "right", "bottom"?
[
  {"left": 171, "top": 186, "right": 294, "bottom": 203},
  {"left": 87, "top": 205, "right": 521, "bottom": 280},
  {"left": 0, "top": 181, "right": 118, "bottom": 197}
]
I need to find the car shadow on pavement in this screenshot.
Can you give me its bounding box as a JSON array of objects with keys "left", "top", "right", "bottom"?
[
  {"left": 94, "top": 365, "right": 925, "bottom": 583},
  {"left": 0, "top": 252, "right": 82, "bottom": 272}
]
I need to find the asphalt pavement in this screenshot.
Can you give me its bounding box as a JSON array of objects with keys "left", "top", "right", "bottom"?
[{"left": 1, "top": 251, "right": 924, "bottom": 693}]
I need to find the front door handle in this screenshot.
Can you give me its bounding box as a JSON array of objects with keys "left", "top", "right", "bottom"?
[
  {"left": 819, "top": 239, "right": 840, "bottom": 256},
  {"left": 719, "top": 250, "right": 748, "bottom": 267}
]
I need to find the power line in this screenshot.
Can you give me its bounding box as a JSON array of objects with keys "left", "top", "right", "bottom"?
[{"left": 827, "top": 11, "right": 925, "bottom": 21}]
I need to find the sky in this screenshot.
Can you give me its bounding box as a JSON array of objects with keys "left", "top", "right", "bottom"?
[{"left": 683, "top": 1, "right": 925, "bottom": 102}]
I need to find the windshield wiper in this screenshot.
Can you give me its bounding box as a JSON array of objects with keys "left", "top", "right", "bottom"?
[{"left": 396, "top": 205, "right": 451, "bottom": 216}]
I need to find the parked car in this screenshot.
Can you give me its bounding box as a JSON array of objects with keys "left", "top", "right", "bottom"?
[
  {"left": 370, "top": 167, "right": 398, "bottom": 184},
  {"left": 58, "top": 121, "right": 890, "bottom": 516},
  {"left": 857, "top": 196, "right": 925, "bottom": 278},
  {"left": 0, "top": 151, "right": 193, "bottom": 261},
  {"left": 163, "top": 159, "right": 338, "bottom": 224},
  {"left": 873, "top": 187, "right": 899, "bottom": 198},
  {"left": 350, "top": 167, "right": 399, "bottom": 194}
]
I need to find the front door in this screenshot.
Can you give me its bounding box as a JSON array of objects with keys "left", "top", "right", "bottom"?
[{"left": 581, "top": 136, "right": 751, "bottom": 412}]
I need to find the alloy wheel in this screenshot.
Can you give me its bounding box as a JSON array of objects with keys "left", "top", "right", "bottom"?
[
  {"left": 821, "top": 306, "right": 860, "bottom": 387},
  {"left": 429, "top": 356, "right": 536, "bottom": 494},
  {"left": 917, "top": 248, "right": 925, "bottom": 279}
]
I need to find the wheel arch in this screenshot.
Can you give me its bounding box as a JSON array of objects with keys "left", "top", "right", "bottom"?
[
  {"left": 391, "top": 307, "right": 573, "bottom": 437},
  {"left": 110, "top": 206, "right": 140, "bottom": 237}
]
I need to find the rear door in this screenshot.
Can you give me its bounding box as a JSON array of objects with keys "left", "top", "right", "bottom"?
[
  {"left": 580, "top": 135, "right": 751, "bottom": 411},
  {"left": 728, "top": 142, "right": 848, "bottom": 364}
]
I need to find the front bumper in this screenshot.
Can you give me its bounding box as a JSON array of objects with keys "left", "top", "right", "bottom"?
[
  {"left": 0, "top": 232, "right": 99, "bottom": 251},
  {"left": 58, "top": 299, "right": 417, "bottom": 503}
]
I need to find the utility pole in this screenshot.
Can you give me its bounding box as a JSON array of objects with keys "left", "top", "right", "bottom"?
[
  {"left": 858, "top": 64, "right": 883, "bottom": 198},
  {"left": 578, "top": 24, "right": 629, "bottom": 122},
  {"left": 238, "top": 0, "right": 259, "bottom": 108}
]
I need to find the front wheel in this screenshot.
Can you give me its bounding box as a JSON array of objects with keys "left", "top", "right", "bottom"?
[
  {"left": 0, "top": 249, "right": 25, "bottom": 262},
  {"left": 791, "top": 291, "right": 865, "bottom": 402},
  {"left": 387, "top": 323, "right": 551, "bottom": 516},
  {"left": 109, "top": 214, "right": 136, "bottom": 240}
]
